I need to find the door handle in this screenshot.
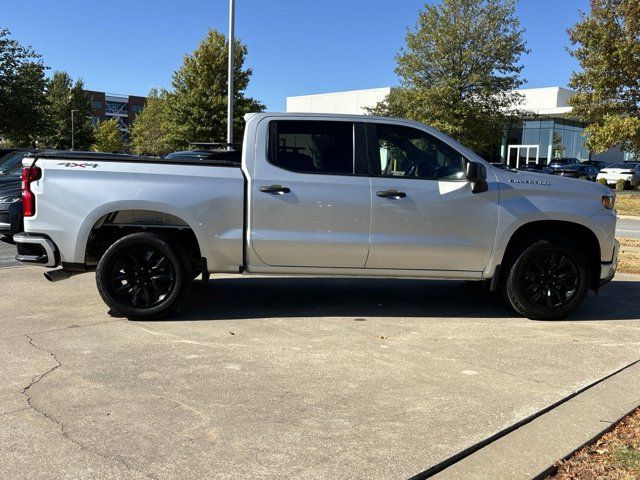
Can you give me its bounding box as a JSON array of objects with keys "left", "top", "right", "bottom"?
[
  {"left": 260, "top": 185, "right": 291, "bottom": 195},
  {"left": 376, "top": 189, "right": 406, "bottom": 199}
]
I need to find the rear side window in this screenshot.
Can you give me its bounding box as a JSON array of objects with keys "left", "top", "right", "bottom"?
[{"left": 268, "top": 121, "right": 354, "bottom": 175}]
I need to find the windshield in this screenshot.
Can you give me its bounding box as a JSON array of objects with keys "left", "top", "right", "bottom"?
[
  {"left": 0, "top": 151, "right": 27, "bottom": 175},
  {"left": 607, "top": 163, "right": 638, "bottom": 169}
]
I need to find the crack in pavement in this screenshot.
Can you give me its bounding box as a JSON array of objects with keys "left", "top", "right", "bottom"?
[
  {"left": 20, "top": 334, "right": 159, "bottom": 480},
  {"left": 0, "top": 318, "right": 124, "bottom": 341}
]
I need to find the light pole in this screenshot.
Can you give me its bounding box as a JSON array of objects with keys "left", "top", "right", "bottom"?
[
  {"left": 71, "top": 109, "right": 79, "bottom": 151},
  {"left": 227, "top": 0, "right": 235, "bottom": 147}
]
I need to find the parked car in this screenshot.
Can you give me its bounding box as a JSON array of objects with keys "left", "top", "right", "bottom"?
[
  {"left": 582, "top": 160, "right": 610, "bottom": 171},
  {"left": 516, "top": 163, "right": 553, "bottom": 174},
  {"left": 552, "top": 164, "right": 600, "bottom": 181},
  {"left": 0, "top": 148, "right": 21, "bottom": 160},
  {"left": 0, "top": 149, "right": 29, "bottom": 175},
  {"left": 0, "top": 177, "right": 22, "bottom": 240},
  {"left": 596, "top": 162, "right": 640, "bottom": 188},
  {"left": 548, "top": 157, "right": 580, "bottom": 170},
  {"left": 0, "top": 150, "right": 58, "bottom": 240},
  {"left": 164, "top": 146, "right": 241, "bottom": 165},
  {"left": 14, "top": 113, "right": 618, "bottom": 321}
]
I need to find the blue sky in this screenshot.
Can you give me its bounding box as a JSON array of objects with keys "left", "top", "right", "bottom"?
[{"left": 3, "top": 0, "right": 589, "bottom": 110}]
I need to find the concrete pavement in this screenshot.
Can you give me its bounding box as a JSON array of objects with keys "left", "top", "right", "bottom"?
[
  {"left": 1, "top": 266, "right": 640, "bottom": 479},
  {"left": 0, "top": 239, "right": 17, "bottom": 267},
  {"left": 617, "top": 216, "right": 640, "bottom": 239}
]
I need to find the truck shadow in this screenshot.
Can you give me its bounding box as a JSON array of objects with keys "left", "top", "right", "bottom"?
[{"left": 162, "top": 276, "right": 640, "bottom": 322}]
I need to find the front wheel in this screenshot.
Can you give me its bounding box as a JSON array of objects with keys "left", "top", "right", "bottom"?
[
  {"left": 505, "top": 237, "right": 590, "bottom": 320},
  {"left": 96, "top": 232, "right": 193, "bottom": 319}
]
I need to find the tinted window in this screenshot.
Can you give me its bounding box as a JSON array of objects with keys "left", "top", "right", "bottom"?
[
  {"left": 371, "top": 124, "right": 466, "bottom": 181},
  {"left": 0, "top": 151, "right": 27, "bottom": 174},
  {"left": 269, "top": 121, "right": 354, "bottom": 175}
]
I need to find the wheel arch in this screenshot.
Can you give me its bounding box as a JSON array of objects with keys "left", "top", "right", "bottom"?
[
  {"left": 79, "top": 203, "right": 204, "bottom": 270},
  {"left": 499, "top": 220, "right": 602, "bottom": 290}
]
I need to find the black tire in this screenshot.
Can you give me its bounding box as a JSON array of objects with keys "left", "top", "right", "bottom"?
[
  {"left": 504, "top": 237, "right": 590, "bottom": 320},
  {"left": 96, "top": 232, "right": 193, "bottom": 319}
]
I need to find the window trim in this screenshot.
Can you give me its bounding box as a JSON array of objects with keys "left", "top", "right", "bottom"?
[
  {"left": 365, "top": 121, "right": 469, "bottom": 182},
  {"left": 266, "top": 120, "right": 368, "bottom": 177}
]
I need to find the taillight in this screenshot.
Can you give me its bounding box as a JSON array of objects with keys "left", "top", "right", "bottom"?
[{"left": 21, "top": 166, "right": 41, "bottom": 217}]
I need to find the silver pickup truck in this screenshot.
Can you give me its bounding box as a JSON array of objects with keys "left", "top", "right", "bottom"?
[{"left": 14, "top": 112, "right": 618, "bottom": 320}]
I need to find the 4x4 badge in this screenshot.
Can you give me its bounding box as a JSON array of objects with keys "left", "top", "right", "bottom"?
[{"left": 57, "top": 162, "right": 99, "bottom": 168}]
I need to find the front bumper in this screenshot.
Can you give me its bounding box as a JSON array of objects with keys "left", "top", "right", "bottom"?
[
  {"left": 599, "top": 240, "right": 619, "bottom": 286},
  {"left": 13, "top": 233, "right": 59, "bottom": 268}
]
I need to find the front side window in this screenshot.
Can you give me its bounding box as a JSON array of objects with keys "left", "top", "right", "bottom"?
[
  {"left": 371, "top": 124, "right": 466, "bottom": 181},
  {"left": 269, "top": 121, "right": 354, "bottom": 175}
]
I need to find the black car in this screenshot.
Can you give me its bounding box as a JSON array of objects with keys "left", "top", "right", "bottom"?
[
  {"left": 516, "top": 163, "right": 553, "bottom": 174},
  {"left": 582, "top": 160, "right": 610, "bottom": 171},
  {"left": 0, "top": 149, "right": 58, "bottom": 240},
  {"left": 551, "top": 164, "right": 600, "bottom": 181},
  {"left": 164, "top": 146, "right": 242, "bottom": 165},
  {"left": 548, "top": 157, "right": 580, "bottom": 170},
  {"left": 0, "top": 149, "right": 30, "bottom": 175},
  {"left": 0, "top": 177, "right": 22, "bottom": 240}
]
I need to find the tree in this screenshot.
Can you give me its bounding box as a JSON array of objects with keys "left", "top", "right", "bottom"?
[
  {"left": 166, "top": 29, "right": 265, "bottom": 149},
  {"left": 92, "top": 118, "right": 123, "bottom": 152},
  {"left": 0, "top": 29, "right": 48, "bottom": 146},
  {"left": 369, "top": 0, "right": 528, "bottom": 153},
  {"left": 568, "top": 0, "right": 640, "bottom": 154},
  {"left": 130, "top": 88, "right": 171, "bottom": 156},
  {"left": 40, "top": 71, "right": 94, "bottom": 150}
]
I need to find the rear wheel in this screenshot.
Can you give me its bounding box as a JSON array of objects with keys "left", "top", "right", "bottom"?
[
  {"left": 504, "top": 237, "right": 590, "bottom": 320},
  {"left": 96, "top": 232, "right": 193, "bottom": 319}
]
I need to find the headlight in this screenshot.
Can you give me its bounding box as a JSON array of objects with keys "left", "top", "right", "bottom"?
[
  {"left": 602, "top": 194, "right": 615, "bottom": 210},
  {"left": 0, "top": 196, "right": 20, "bottom": 204}
]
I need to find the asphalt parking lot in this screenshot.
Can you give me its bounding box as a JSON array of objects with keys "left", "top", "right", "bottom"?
[{"left": 1, "top": 263, "right": 640, "bottom": 479}]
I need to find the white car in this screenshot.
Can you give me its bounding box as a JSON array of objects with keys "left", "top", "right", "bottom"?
[{"left": 596, "top": 162, "right": 640, "bottom": 188}]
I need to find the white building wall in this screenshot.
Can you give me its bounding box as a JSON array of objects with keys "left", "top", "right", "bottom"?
[
  {"left": 286, "top": 87, "right": 391, "bottom": 115},
  {"left": 286, "top": 86, "right": 575, "bottom": 117}
]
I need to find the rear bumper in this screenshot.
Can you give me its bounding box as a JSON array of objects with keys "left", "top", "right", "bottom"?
[
  {"left": 13, "top": 233, "right": 59, "bottom": 268},
  {"left": 599, "top": 240, "right": 619, "bottom": 286}
]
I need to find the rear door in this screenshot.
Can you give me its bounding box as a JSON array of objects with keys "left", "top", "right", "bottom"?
[
  {"left": 365, "top": 121, "right": 499, "bottom": 272},
  {"left": 249, "top": 119, "right": 371, "bottom": 268}
]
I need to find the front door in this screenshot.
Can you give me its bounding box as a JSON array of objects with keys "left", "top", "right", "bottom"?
[
  {"left": 250, "top": 120, "right": 371, "bottom": 268},
  {"left": 366, "top": 122, "right": 499, "bottom": 272}
]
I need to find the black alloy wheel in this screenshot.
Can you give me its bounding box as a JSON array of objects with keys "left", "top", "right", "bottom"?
[
  {"left": 520, "top": 251, "right": 580, "bottom": 309},
  {"left": 96, "top": 232, "right": 193, "bottom": 319},
  {"left": 504, "top": 237, "right": 590, "bottom": 320},
  {"left": 109, "top": 247, "right": 176, "bottom": 308}
]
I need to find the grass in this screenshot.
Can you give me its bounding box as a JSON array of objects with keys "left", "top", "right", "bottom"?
[
  {"left": 616, "top": 194, "right": 640, "bottom": 217},
  {"left": 619, "top": 251, "right": 640, "bottom": 274},
  {"left": 618, "top": 238, "right": 640, "bottom": 274},
  {"left": 548, "top": 407, "right": 640, "bottom": 479},
  {"left": 620, "top": 238, "right": 640, "bottom": 248}
]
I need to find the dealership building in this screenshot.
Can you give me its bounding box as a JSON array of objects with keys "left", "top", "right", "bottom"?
[{"left": 286, "top": 86, "right": 628, "bottom": 167}]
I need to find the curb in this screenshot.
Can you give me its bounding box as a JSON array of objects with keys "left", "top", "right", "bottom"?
[
  {"left": 618, "top": 215, "right": 639, "bottom": 220},
  {"left": 416, "top": 359, "right": 640, "bottom": 480}
]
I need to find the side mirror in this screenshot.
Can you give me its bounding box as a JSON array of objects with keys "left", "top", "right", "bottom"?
[{"left": 465, "top": 162, "right": 488, "bottom": 194}]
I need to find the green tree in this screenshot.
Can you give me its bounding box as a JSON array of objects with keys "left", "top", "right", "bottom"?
[
  {"left": 40, "top": 71, "right": 94, "bottom": 150},
  {"left": 369, "top": 0, "right": 528, "bottom": 153},
  {"left": 92, "top": 118, "right": 123, "bottom": 152},
  {"left": 568, "top": 0, "right": 640, "bottom": 154},
  {"left": 0, "top": 28, "right": 48, "bottom": 146},
  {"left": 130, "top": 88, "right": 171, "bottom": 156},
  {"left": 166, "top": 29, "right": 265, "bottom": 149}
]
